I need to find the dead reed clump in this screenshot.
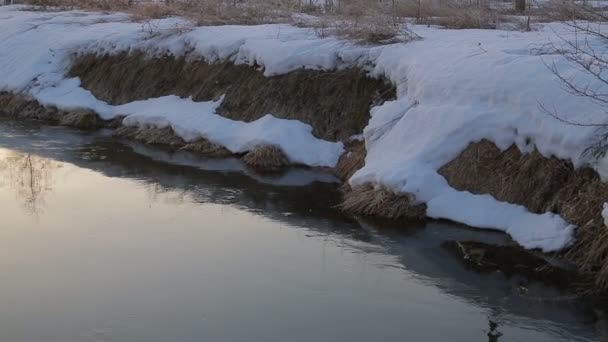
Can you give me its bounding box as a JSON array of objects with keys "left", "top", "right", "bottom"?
[
  {"left": 58, "top": 110, "right": 103, "bottom": 130},
  {"left": 568, "top": 223, "right": 608, "bottom": 289},
  {"left": 439, "top": 139, "right": 608, "bottom": 290},
  {"left": 334, "top": 140, "right": 366, "bottom": 181},
  {"left": 242, "top": 145, "right": 290, "bottom": 172},
  {"left": 180, "top": 138, "right": 232, "bottom": 158},
  {"left": 0, "top": 92, "right": 62, "bottom": 123},
  {"left": 340, "top": 184, "right": 427, "bottom": 221},
  {"left": 113, "top": 125, "right": 186, "bottom": 149}
]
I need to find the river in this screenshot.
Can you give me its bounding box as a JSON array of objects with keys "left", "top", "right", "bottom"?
[{"left": 0, "top": 118, "right": 603, "bottom": 342}]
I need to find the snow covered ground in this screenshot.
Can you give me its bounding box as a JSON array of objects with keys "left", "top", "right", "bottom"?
[{"left": 1, "top": 5, "right": 606, "bottom": 251}]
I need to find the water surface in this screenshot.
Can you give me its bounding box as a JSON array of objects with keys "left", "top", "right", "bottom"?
[{"left": 0, "top": 119, "right": 604, "bottom": 342}]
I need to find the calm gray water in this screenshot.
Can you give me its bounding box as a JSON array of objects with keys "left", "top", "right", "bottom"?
[{"left": 0, "top": 118, "right": 604, "bottom": 342}]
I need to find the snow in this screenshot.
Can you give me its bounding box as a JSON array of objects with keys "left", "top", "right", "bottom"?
[
  {"left": 118, "top": 96, "right": 342, "bottom": 167},
  {"left": 0, "top": 6, "right": 343, "bottom": 168},
  {"left": 2, "top": 5, "right": 606, "bottom": 251}
]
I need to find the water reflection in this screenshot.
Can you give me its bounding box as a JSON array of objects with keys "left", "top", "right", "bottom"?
[
  {"left": 0, "top": 118, "right": 604, "bottom": 342},
  {"left": 0, "top": 150, "right": 58, "bottom": 215}
]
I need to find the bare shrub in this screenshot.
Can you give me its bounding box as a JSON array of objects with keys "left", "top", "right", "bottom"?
[{"left": 181, "top": 138, "right": 232, "bottom": 157}]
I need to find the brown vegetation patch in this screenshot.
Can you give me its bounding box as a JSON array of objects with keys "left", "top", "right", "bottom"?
[
  {"left": 112, "top": 125, "right": 186, "bottom": 149},
  {"left": 58, "top": 111, "right": 103, "bottom": 130},
  {"left": 0, "top": 92, "right": 60, "bottom": 123},
  {"left": 437, "top": 5, "right": 498, "bottom": 29},
  {"left": 69, "top": 53, "right": 395, "bottom": 142},
  {"left": 439, "top": 139, "right": 608, "bottom": 289},
  {"left": 443, "top": 240, "right": 578, "bottom": 289},
  {"left": 242, "top": 145, "right": 290, "bottom": 172},
  {"left": 340, "top": 184, "right": 427, "bottom": 221},
  {"left": 181, "top": 138, "right": 232, "bottom": 158},
  {"left": 0, "top": 92, "right": 106, "bottom": 129},
  {"left": 334, "top": 140, "right": 366, "bottom": 181}
]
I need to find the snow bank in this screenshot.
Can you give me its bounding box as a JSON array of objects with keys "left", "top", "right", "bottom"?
[
  {"left": 2, "top": 6, "right": 606, "bottom": 250},
  {"left": 348, "top": 26, "right": 608, "bottom": 251},
  {"left": 0, "top": 6, "right": 344, "bottom": 168},
  {"left": 118, "top": 96, "right": 342, "bottom": 167}
]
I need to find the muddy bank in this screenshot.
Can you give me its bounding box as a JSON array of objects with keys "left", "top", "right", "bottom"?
[{"left": 69, "top": 52, "right": 395, "bottom": 142}]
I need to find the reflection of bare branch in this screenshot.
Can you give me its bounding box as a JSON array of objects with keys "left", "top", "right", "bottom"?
[{"left": 0, "top": 151, "right": 58, "bottom": 216}]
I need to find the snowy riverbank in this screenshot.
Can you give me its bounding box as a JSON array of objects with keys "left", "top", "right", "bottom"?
[{"left": 2, "top": 5, "right": 607, "bottom": 251}]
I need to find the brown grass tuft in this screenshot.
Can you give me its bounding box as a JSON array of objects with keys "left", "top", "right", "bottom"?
[
  {"left": 340, "top": 183, "right": 427, "bottom": 221},
  {"left": 58, "top": 110, "right": 103, "bottom": 129},
  {"left": 113, "top": 125, "right": 186, "bottom": 148},
  {"left": 439, "top": 139, "right": 608, "bottom": 290},
  {"left": 0, "top": 92, "right": 59, "bottom": 123},
  {"left": 243, "top": 144, "right": 290, "bottom": 172},
  {"left": 335, "top": 140, "right": 366, "bottom": 181},
  {"left": 181, "top": 138, "right": 232, "bottom": 158}
]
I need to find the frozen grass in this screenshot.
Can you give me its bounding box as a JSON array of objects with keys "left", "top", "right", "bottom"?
[
  {"left": 243, "top": 144, "right": 290, "bottom": 172},
  {"left": 340, "top": 184, "right": 427, "bottom": 221}
]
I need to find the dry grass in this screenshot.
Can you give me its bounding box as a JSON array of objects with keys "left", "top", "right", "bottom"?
[
  {"left": 334, "top": 140, "right": 366, "bottom": 180},
  {"left": 0, "top": 92, "right": 110, "bottom": 130},
  {"left": 14, "top": 0, "right": 416, "bottom": 42},
  {"left": 69, "top": 53, "right": 395, "bottom": 142},
  {"left": 437, "top": 3, "right": 498, "bottom": 29},
  {"left": 15, "top": 0, "right": 582, "bottom": 37},
  {"left": 58, "top": 110, "right": 103, "bottom": 129},
  {"left": 0, "top": 92, "right": 59, "bottom": 123},
  {"left": 181, "top": 138, "right": 232, "bottom": 158},
  {"left": 340, "top": 183, "right": 427, "bottom": 220},
  {"left": 243, "top": 145, "right": 290, "bottom": 172},
  {"left": 439, "top": 139, "right": 608, "bottom": 290},
  {"left": 113, "top": 125, "right": 186, "bottom": 148}
]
